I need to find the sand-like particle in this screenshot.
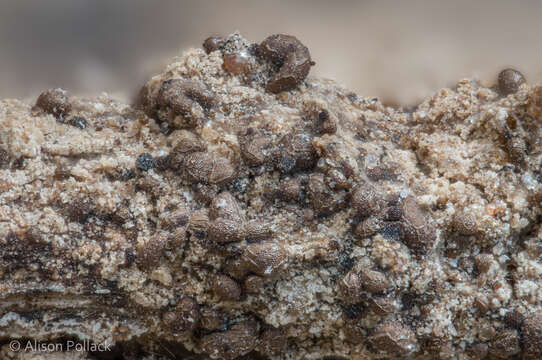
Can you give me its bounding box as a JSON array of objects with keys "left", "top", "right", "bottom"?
[{"left": 0, "top": 32, "right": 542, "bottom": 359}]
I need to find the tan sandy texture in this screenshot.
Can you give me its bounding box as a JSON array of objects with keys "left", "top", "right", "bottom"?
[{"left": 1, "top": 33, "right": 542, "bottom": 359}]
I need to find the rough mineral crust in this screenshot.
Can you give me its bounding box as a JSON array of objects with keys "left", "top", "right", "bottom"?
[{"left": 1, "top": 32, "right": 542, "bottom": 360}]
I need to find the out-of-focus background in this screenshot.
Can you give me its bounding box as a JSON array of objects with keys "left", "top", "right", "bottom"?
[{"left": 1, "top": 0, "right": 541, "bottom": 106}]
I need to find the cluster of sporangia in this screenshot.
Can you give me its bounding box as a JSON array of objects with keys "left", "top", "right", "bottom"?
[{"left": 31, "top": 33, "right": 542, "bottom": 359}]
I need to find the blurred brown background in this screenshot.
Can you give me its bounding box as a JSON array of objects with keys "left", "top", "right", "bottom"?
[{"left": 1, "top": 0, "right": 541, "bottom": 106}]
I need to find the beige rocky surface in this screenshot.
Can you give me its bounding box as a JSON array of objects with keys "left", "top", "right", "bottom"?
[{"left": 1, "top": 33, "right": 542, "bottom": 359}]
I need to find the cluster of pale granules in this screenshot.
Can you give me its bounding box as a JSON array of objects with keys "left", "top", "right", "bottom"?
[{"left": 0, "top": 33, "right": 541, "bottom": 359}]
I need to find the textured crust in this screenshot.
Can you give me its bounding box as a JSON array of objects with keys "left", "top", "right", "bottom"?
[{"left": 1, "top": 33, "right": 542, "bottom": 359}]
